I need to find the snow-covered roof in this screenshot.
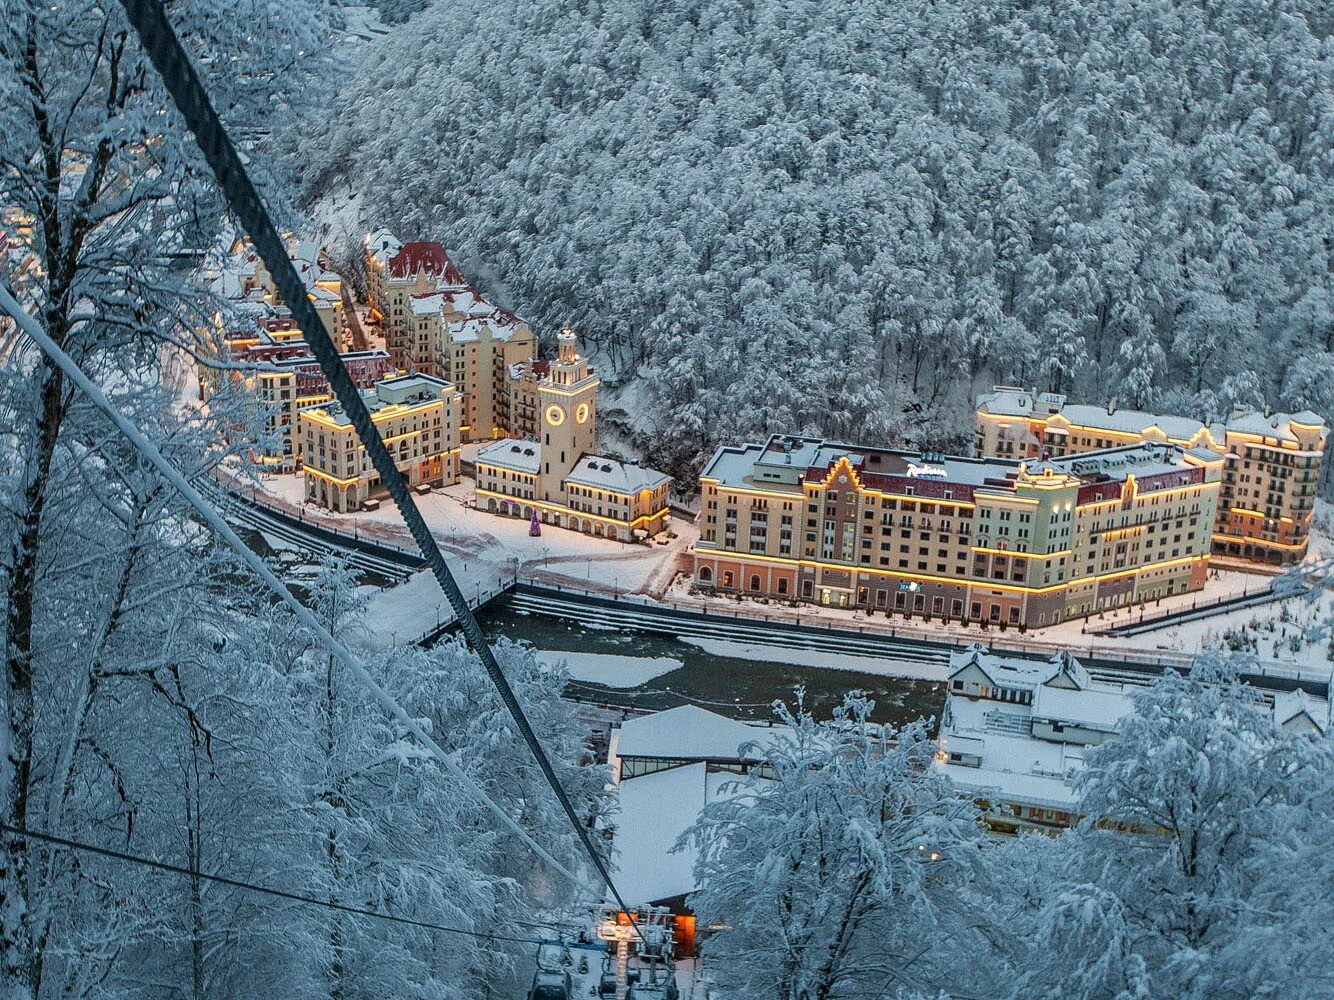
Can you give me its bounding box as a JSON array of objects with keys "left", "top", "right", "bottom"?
[
  {"left": 301, "top": 373, "right": 454, "bottom": 427},
  {"left": 949, "top": 646, "right": 1057, "bottom": 691},
  {"left": 448, "top": 313, "right": 528, "bottom": 343},
  {"left": 476, "top": 438, "right": 541, "bottom": 475},
  {"left": 410, "top": 292, "right": 443, "bottom": 316},
  {"left": 366, "top": 228, "right": 402, "bottom": 265},
  {"left": 439, "top": 288, "right": 495, "bottom": 318},
  {"left": 611, "top": 763, "right": 756, "bottom": 906},
  {"left": 565, "top": 455, "right": 670, "bottom": 496},
  {"left": 975, "top": 386, "right": 1068, "bottom": 419},
  {"left": 940, "top": 760, "right": 1080, "bottom": 810},
  {"left": 614, "top": 705, "right": 777, "bottom": 762},
  {"left": 1273, "top": 688, "right": 1329, "bottom": 734},
  {"left": 978, "top": 386, "right": 1327, "bottom": 450},
  {"left": 307, "top": 284, "right": 340, "bottom": 304},
  {"left": 938, "top": 695, "right": 1086, "bottom": 809},
  {"left": 1056, "top": 403, "right": 1209, "bottom": 443},
  {"left": 952, "top": 647, "right": 1093, "bottom": 692},
  {"left": 1031, "top": 685, "right": 1131, "bottom": 732},
  {"left": 388, "top": 241, "right": 466, "bottom": 284},
  {"left": 1225, "top": 410, "right": 1328, "bottom": 444},
  {"left": 1052, "top": 443, "right": 1206, "bottom": 486},
  {"left": 508, "top": 358, "right": 549, "bottom": 382}
]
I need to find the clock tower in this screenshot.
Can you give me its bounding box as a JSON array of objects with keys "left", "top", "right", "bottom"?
[{"left": 538, "top": 329, "right": 600, "bottom": 503}]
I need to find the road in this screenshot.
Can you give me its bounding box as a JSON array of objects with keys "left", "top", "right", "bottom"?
[{"left": 202, "top": 481, "right": 423, "bottom": 582}]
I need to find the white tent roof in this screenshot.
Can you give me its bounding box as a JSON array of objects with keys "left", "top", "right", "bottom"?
[{"left": 614, "top": 705, "right": 778, "bottom": 762}]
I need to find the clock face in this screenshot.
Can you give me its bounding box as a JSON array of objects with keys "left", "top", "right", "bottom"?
[
  {"left": 575, "top": 402, "right": 591, "bottom": 424},
  {"left": 545, "top": 404, "right": 566, "bottom": 427}
]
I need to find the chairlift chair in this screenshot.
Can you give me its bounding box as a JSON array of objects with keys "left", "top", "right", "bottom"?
[{"left": 526, "top": 967, "right": 572, "bottom": 1000}]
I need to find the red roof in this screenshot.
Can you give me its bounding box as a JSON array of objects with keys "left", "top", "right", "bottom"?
[{"left": 388, "top": 241, "right": 465, "bottom": 284}]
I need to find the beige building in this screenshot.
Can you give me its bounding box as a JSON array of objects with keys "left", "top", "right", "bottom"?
[
  {"left": 497, "top": 358, "right": 548, "bottom": 442},
  {"left": 299, "top": 373, "right": 462, "bottom": 512},
  {"left": 407, "top": 289, "right": 537, "bottom": 441},
  {"left": 693, "top": 434, "right": 1221, "bottom": 629},
  {"left": 247, "top": 349, "right": 396, "bottom": 470},
  {"left": 363, "top": 235, "right": 539, "bottom": 442},
  {"left": 363, "top": 228, "right": 402, "bottom": 323},
  {"left": 374, "top": 241, "right": 468, "bottom": 367},
  {"left": 975, "top": 387, "right": 1326, "bottom": 564},
  {"left": 475, "top": 332, "right": 671, "bottom": 541}
]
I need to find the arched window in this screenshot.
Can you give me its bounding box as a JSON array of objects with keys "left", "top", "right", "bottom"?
[
  {"left": 699, "top": 566, "right": 713, "bottom": 583},
  {"left": 777, "top": 578, "right": 788, "bottom": 595},
  {"left": 749, "top": 574, "right": 761, "bottom": 592}
]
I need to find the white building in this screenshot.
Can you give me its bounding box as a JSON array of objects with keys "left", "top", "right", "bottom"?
[
  {"left": 607, "top": 706, "right": 783, "bottom": 919},
  {"left": 937, "top": 645, "right": 1331, "bottom": 833}
]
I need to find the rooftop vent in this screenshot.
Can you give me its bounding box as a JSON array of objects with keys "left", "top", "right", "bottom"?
[
  {"left": 510, "top": 445, "right": 521, "bottom": 453},
  {"left": 601, "top": 464, "right": 613, "bottom": 473},
  {"left": 587, "top": 461, "right": 599, "bottom": 470}
]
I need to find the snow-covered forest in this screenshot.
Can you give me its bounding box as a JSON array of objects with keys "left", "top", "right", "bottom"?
[
  {"left": 5, "top": 1, "right": 1334, "bottom": 997},
  {"left": 686, "top": 670, "right": 1334, "bottom": 1000},
  {"left": 303, "top": 0, "right": 1334, "bottom": 479}
]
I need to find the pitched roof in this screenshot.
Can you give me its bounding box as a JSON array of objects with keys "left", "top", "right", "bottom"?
[
  {"left": 564, "top": 454, "right": 671, "bottom": 496},
  {"left": 387, "top": 241, "right": 466, "bottom": 284},
  {"left": 476, "top": 438, "right": 541, "bottom": 475},
  {"left": 1273, "top": 688, "right": 1329, "bottom": 733}
]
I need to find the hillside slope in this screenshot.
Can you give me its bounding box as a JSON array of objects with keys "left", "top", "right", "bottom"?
[{"left": 303, "top": 0, "right": 1334, "bottom": 480}]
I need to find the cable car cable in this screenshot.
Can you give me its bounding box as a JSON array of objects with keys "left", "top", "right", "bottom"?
[
  {"left": 0, "top": 821, "right": 542, "bottom": 946},
  {"left": 112, "top": 0, "right": 642, "bottom": 932}
]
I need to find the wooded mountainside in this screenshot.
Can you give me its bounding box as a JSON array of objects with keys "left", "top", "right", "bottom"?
[{"left": 304, "top": 0, "right": 1334, "bottom": 480}]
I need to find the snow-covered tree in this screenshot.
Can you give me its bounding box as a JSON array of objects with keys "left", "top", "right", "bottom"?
[
  {"left": 304, "top": 0, "right": 1334, "bottom": 479},
  {"left": 682, "top": 695, "right": 983, "bottom": 1000},
  {"left": 0, "top": 2, "right": 331, "bottom": 994},
  {"left": 985, "top": 663, "right": 1334, "bottom": 1000}
]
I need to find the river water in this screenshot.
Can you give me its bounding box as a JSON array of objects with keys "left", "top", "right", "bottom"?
[{"left": 476, "top": 597, "right": 943, "bottom": 729}]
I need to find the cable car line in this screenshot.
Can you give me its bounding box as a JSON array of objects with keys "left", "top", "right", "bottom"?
[
  {"left": 0, "top": 821, "right": 543, "bottom": 946},
  {"left": 109, "top": 0, "right": 643, "bottom": 932}
]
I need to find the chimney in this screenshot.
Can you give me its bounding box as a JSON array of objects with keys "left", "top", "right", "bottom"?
[{"left": 1107, "top": 396, "right": 1117, "bottom": 416}]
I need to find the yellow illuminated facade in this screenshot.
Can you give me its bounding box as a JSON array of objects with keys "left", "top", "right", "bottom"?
[
  {"left": 475, "top": 331, "right": 671, "bottom": 541},
  {"left": 245, "top": 350, "right": 397, "bottom": 470},
  {"left": 298, "top": 373, "right": 462, "bottom": 513},
  {"left": 693, "top": 435, "right": 1221, "bottom": 629},
  {"left": 975, "top": 387, "right": 1326, "bottom": 564}
]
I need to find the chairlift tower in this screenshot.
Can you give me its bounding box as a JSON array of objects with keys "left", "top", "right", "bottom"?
[{"left": 594, "top": 904, "right": 675, "bottom": 1000}]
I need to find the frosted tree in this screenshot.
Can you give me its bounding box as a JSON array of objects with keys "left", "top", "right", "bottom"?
[
  {"left": 988, "top": 662, "right": 1334, "bottom": 1000},
  {"left": 0, "top": 1, "right": 330, "bottom": 994},
  {"left": 682, "top": 695, "right": 983, "bottom": 1000}
]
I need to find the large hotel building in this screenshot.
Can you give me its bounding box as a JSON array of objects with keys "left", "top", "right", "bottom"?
[
  {"left": 975, "top": 387, "right": 1326, "bottom": 564},
  {"left": 692, "top": 435, "right": 1221, "bottom": 629},
  {"left": 298, "top": 373, "right": 462, "bottom": 513}
]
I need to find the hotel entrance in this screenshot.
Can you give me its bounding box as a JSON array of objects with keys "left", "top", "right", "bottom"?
[{"left": 820, "top": 588, "right": 848, "bottom": 608}]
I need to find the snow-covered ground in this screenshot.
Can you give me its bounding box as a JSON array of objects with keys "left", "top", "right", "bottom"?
[
  {"left": 536, "top": 650, "right": 682, "bottom": 688},
  {"left": 240, "top": 469, "right": 695, "bottom": 647},
  {"left": 659, "top": 573, "right": 1330, "bottom": 682},
  {"left": 678, "top": 636, "right": 949, "bottom": 682}
]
